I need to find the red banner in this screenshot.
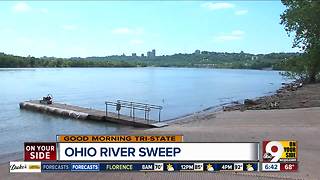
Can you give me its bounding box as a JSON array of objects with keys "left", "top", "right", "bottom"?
[{"left": 24, "top": 142, "right": 56, "bottom": 161}]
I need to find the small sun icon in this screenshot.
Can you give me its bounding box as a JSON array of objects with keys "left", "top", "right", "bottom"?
[
  {"left": 207, "top": 164, "right": 214, "bottom": 172},
  {"left": 246, "top": 164, "right": 254, "bottom": 171},
  {"left": 167, "top": 164, "right": 174, "bottom": 171}
]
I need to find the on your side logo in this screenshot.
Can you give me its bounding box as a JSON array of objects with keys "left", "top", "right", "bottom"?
[{"left": 262, "top": 141, "right": 297, "bottom": 162}]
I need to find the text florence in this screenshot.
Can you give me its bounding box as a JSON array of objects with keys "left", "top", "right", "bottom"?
[{"left": 64, "top": 147, "right": 181, "bottom": 157}]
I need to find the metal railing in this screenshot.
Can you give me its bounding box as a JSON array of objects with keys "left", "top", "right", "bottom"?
[{"left": 105, "top": 100, "right": 163, "bottom": 122}]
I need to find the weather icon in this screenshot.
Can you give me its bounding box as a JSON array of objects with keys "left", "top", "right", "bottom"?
[
  {"left": 246, "top": 164, "right": 254, "bottom": 171},
  {"left": 167, "top": 164, "right": 174, "bottom": 171},
  {"left": 207, "top": 164, "right": 214, "bottom": 172}
]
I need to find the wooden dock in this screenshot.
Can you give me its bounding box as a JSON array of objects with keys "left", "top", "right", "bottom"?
[{"left": 19, "top": 100, "right": 167, "bottom": 128}]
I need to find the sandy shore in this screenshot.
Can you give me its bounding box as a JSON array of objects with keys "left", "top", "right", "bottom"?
[
  {"left": 2, "top": 83, "right": 320, "bottom": 179},
  {"left": 148, "top": 107, "right": 320, "bottom": 179}
]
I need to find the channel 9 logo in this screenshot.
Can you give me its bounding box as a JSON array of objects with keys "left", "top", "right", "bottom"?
[{"left": 262, "top": 141, "right": 297, "bottom": 162}]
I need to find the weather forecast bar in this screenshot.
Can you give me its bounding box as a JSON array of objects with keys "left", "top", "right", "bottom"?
[
  {"left": 10, "top": 137, "right": 298, "bottom": 173},
  {"left": 57, "top": 142, "right": 259, "bottom": 161}
]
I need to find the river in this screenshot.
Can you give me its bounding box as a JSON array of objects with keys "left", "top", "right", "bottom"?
[{"left": 0, "top": 67, "right": 286, "bottom": 155}]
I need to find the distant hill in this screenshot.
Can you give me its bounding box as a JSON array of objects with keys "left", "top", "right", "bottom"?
[{"left": 0, "top": 51, "right": 300, "bottom": 70}]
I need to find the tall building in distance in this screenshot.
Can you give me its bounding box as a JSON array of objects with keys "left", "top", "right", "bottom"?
[
  {"left": 147, "top": 49, "right": 156, "bottom": 58},
  {"left": 152, "top": 49, "right": 156, "bottom": 56},
  {"left": 194, "top": 50, "right": 201, "bottom": 55}
]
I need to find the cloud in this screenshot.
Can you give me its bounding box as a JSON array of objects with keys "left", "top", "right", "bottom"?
[
  {"left": 61, "top": 25, "right": 78, "bottom": 31},
  {"left": 202, "top": 2, "right": 235, "bottom": 10},
  {"left": 129, "top": 39, "right": 144, "bottom": 45},
  {"left": 39, "top": 8, "right": 49, "bottom": 14},
  {"left": 12, "top": 2, "right": 48, "bottom": 14},
  {"left": 235, "top": 10, "right": 248, "bottom": 15},
  {"left": 112, "top": 27, "right": 144, "bottom": 35},
  {"left": 214, "top": 30, "right": 245, "bottom": 42},
  {"left": 13, "top": 2, "right": 31, "bottom": 13}
]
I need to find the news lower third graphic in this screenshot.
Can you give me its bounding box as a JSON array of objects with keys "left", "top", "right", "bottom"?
[{"left": 9, "top": 135, "right": 298, "bottom": 173}]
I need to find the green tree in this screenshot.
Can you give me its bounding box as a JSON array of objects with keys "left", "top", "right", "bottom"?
[{"left": 280, "top": 0, "right": 320, "bottom": 82}]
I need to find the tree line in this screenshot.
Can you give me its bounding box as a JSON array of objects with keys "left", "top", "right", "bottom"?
[
  {"left": 0, "top": 54, "right": 143, "bottom": 68},
  {"left": 0, "top": 52, "right": 299, "bottom": 70}
]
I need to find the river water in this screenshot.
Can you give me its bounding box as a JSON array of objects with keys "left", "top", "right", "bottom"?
[{"left": 0, "top": 67, "right": 286, "bottom": 155}]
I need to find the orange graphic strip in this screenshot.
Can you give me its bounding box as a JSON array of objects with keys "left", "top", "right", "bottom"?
[{"left": 57, "top": 135, "right": 183, "bottom": 142}]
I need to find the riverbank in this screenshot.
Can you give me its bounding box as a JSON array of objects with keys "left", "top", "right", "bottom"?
[
  {"left": 223, "top": 82, "right": 320, "bottom": 111},
  {"left": 2, "top": 83, "right": 320, "bottom": 179},
  {"left": 144, "top": 107, "right": 320, "bottom": 179},
  {"left": 142, "top": 83, "right": 320, "bottom": 179},
  {"left": 2, "top": 107, "right": 319, "bottom": 179}
]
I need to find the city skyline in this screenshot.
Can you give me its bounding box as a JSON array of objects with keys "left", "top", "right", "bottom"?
[{"left": 0, "top": 1, "right": 299, "bottom": 58}]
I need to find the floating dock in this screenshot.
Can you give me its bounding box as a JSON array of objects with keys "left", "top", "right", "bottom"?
[{"left": 19, "top": 100, "right": 167, "bottom": 128}]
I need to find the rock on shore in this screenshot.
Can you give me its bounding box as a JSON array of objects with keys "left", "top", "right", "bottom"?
[{"left": 224, "top": 82, "right": 320, "bottom": 111}]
